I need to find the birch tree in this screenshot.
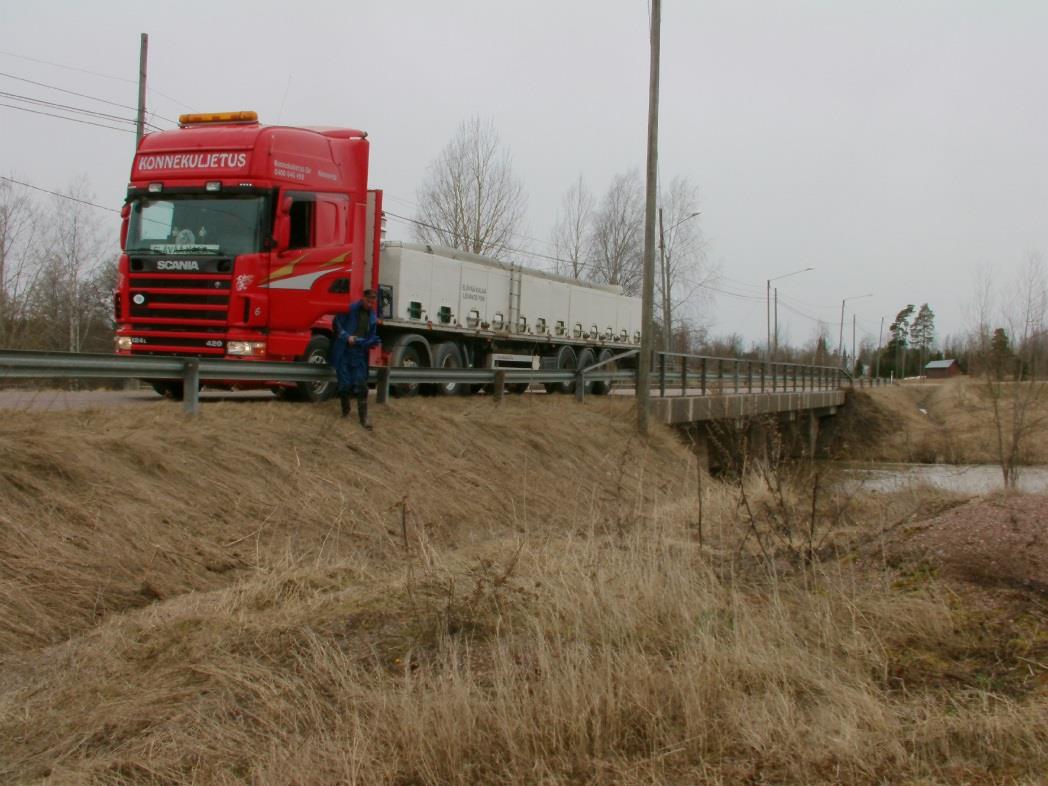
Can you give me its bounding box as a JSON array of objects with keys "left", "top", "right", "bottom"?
[
  {"left": 550, "top": 174, "right": 593, "bottom": 278},
  {"left": 588, "top": 170, "right": 644, "bottom": 296},
  {"left": 413, "top": 117, "right": 527, "bottom": 258},
  {"left": 0, "top": 177, "right": 41, "bottom": 347}
]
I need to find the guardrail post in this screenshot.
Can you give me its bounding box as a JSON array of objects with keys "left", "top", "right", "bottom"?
[
  {"left": 760, "top": 364, "right": 765, "bottom": 393},
  {"left": 658, "top": 353, "right": 666, "bottom": 397},
  {"left": 376, "top": 366, "right": 391, "bottom": 404},
  {"left": 700, "top": 357, "right": 707, "bottom": 395},
  {"left": 494, "top": 370, "right": 506, "bottom": 402},
  {"left": 575, "top": 369, "right": 585, "bottom": 403},
  {"left": 734, "top": 360, "right": 739, "bottom": 393},
  {"left": 681, "top": 358, "right": 688, "bottom": 395},
  {"left": 747, "top": 362, "right": 753, "bottom": 393},
  {"left": 183, "top": 360, "right": 200, "bottom": 415}
]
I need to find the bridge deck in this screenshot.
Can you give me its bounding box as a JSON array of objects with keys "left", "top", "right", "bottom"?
[{"left": 651, "top": 389, "right": 845, "bottom": 424}]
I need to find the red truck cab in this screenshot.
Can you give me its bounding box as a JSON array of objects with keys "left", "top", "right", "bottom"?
[{"left": 115, "top": 111, "right": 382, "bottom": 398}]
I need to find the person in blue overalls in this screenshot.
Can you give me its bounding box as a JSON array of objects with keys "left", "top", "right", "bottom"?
[{"left": 331, "top": 289, "right": 380, "bottom": 429}]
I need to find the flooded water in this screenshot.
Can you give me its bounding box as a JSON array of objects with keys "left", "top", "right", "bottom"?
[{"left": 836, "top": 462, "right": 1048, "bottom": 494}]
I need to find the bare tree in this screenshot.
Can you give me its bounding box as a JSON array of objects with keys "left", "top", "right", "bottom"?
[
  {"left": 588, "top": 170, "right": 644, "bottom": 295},
  {"left": 658, "top": 176, "right": 716, "bottom": 350},
  {"left": 413, "top": 116, "right": 527, "bottom": 258},
  {"left": 550, "top": 174, "right": 593, "bottom": 278},
  {"left": 0, "top": 177, "right": 42, "bottom": 347},
  {"left": 26, "top": 177, "right": 111, "bottom": 352},
  {"left": 967, "top": 253, "right": 1048, "bottom": 488}
]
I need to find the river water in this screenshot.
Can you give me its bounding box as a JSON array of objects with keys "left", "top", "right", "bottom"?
[{"left": 837, "top": 463, "right": 1048, "bottom": 494}]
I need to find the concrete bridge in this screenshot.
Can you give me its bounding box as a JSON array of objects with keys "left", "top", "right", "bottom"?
[
  {"left": 636, "top": 354, "right": 853, "bottom": 467},
  {"left": 640, "top": 353, "right": 847, "bottom": 424}
]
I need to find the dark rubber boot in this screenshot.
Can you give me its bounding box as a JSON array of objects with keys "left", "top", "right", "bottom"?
[
  {"left": 357, "top": 398, "right": 372, "bottom": 430},
  {"left": 340, "top": 394, "right": 351, "bottom": 417}
]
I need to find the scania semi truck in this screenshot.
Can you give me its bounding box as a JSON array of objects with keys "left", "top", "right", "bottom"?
[{"left": 114, "top": 111, "right": 641, "bottom": 399}]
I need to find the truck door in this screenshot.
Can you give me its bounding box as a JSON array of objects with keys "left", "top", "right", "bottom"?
[{"left": 267, "top": 190, "right": 353, "bottom": 331}]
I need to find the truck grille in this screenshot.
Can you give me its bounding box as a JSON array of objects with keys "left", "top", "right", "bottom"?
[{"left": 125, "top": 256, "right": 232, "bottom": 354}]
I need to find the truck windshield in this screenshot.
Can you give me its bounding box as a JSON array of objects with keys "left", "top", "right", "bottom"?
[{"left": 126, "top": 194, "right": 267, "bottom": 256}]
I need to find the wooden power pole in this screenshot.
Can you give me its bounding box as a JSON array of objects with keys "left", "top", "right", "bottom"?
[
  {"left": 136, "top": 33, "right": 148, "bottom": 146},
  {"left": 637, "top": 0, "right": 661, "bottom": 435}
]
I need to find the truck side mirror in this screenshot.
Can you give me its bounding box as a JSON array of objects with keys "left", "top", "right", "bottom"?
[
  {"left": 274, "top": 196, "right": 293, "bottom": 253},
  {"left": 119, "top": 203, "right": 131, "bottom": 250}
]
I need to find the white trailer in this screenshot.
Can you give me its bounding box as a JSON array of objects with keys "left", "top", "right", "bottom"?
[{"left": 374, "top": 242, "right": 640, "bottom": 395}]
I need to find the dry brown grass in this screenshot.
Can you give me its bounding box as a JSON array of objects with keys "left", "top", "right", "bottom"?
[
  {"left": 1, "top": 395, "right": 1047, "bottom": 784},
  {"left": 824, "top": 377, "right": 1048, "bottom": 464}
]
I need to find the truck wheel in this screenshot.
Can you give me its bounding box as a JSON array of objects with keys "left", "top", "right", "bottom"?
[
  {"left": 297, "top": 335, "right": 335, "bottom": 402},
  {"left": 391, "top": 337, "right": 429, "bottom": 398},
  {"left": 431, "top": 341, "right": 467, "bottom": 396},
  {"left": 576, "top": 348, "right": 597, "bottom": 396},
  {"left": 543, "top": 346, "right": 577, "bottom": 395},
  {"left": 591, "top": 348, "right": 617, "bottom": 395}
]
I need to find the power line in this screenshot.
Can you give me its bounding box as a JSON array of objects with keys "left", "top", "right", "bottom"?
[
  {"left": 0, "top": 89, "right": 160, "bottom": 129},
  {"left": 386, "top": 209, "right": 757, "bottom": 310},
  {"left": 385, "top": 192, "right": 565, "bottom": 255},
  {"left": 0, "top": 70, "right": 177, "bottom": 125},
  {"left": 0, "top": 48, "right": 193, "bottom": 110},
  {"left": 0, "top": 175, "right": 120, "bottom": 213},
  {"left": 0, "top": 102, "right": 136, "bottom": 134},
  {"left": 385, "top": 210, "right": 577, "bottom": 269}
]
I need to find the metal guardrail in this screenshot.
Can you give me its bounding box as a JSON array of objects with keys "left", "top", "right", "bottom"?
[
  {"left": 0, "top": 349, "right": 852, "bottom": 415},
  {"left": 653, "top": 353, "right": 847, "bottom": 398}
]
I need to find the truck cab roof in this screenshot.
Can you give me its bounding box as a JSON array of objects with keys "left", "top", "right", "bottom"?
[{"left": 131, "top": 119, "right": 370, "bottom": 194}]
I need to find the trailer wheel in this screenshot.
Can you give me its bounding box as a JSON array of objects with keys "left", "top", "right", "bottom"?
[
  {"left": 430, "top": 341, "right": 467, "bottom": 396},
  {"left": 576, "top": 348, "right": 597, "bottom": 396},
  {"left": 591, "top": 348, "right": 617, "bottom": 395},
  {"left": 390, "top": 335, "right": 430, "bottom": 398},
  {"left": 543, "top": 345, "right": 577, "bottom": 395},
  {"left": 296, "top": 335, "right": 336, "bottom": 402}
]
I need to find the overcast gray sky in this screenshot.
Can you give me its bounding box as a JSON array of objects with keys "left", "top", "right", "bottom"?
[{"left": 2, "top": 0, "right": 1046, "bottom": 351}]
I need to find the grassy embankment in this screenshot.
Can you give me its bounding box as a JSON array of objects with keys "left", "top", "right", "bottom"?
[
  {"left": 824, "top": 376, "right": 1048, "bottom": 465},
  {"left": 1, "top": 394, "right": 1046, "bottom": 784}
]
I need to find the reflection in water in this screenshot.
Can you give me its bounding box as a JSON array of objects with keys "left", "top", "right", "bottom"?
[{"left": 837, "top": 463, "right": 1048, "bottom": 494}]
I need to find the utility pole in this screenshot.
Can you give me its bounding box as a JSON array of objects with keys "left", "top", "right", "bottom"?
[
  {"left": 837, "top": 299, "right": 846, "bottom": 365},
  {"left": 659, "top": 207, "right": 670, "bottom": 352},
  {"left": 768, "top": 267, "right": 813, "bottom": 361},
  {"left": 774, "top": 287, "right": 779, "bottom": 357},
  {"left": 838, "top": 293, "right": 872, "bottom": 369},
  {"left": 766, "top": 279, "right": 771, "bottom": 360},
  {"left": 852, "top": 314, "right": 856, "bottom": 374},
  {"left": 637, "top": 0, "right": 660, "bottom": 435},
  {"left": 136, "top": 33, "right": 148, "bottom": 146},
  {"left": 875, "top": 315, "right": 884, "bottom": 379}
]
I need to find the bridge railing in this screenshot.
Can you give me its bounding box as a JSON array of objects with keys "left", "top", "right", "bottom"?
[
  {"left": 0, "top": 348, "right": 856, "bottom": 415},
  {"left": 650, "top": 352, "right": 850, "bottom": 397}
]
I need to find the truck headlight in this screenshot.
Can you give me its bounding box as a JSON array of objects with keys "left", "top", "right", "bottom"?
[
  {"left": 116, "top": 336, "right": 134, "bottom": 351},
  {"left": 227, "top": 341, "right": 267, "bottom": 356}
]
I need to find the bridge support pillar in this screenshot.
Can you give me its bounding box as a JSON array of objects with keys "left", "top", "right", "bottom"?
[
  {"left": 809, "top": 410, "right": 819, "bottom": 458},
  {"left": 746, "top": 420, "right": 769, "bottom": 465},
  {"left": 684, "top": 425, "right": 712, "bottom": 475}
]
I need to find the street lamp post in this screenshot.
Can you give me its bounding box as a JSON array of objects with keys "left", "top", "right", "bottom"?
[
  {"left": 658, "top": 209, "right": 700, "bottom": 352},
  {"left": 765, "top": 267, "right": 814, "bottom": 359},
  {"left": 838, "top": 293, "right": 872, "bottom": 369}
]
